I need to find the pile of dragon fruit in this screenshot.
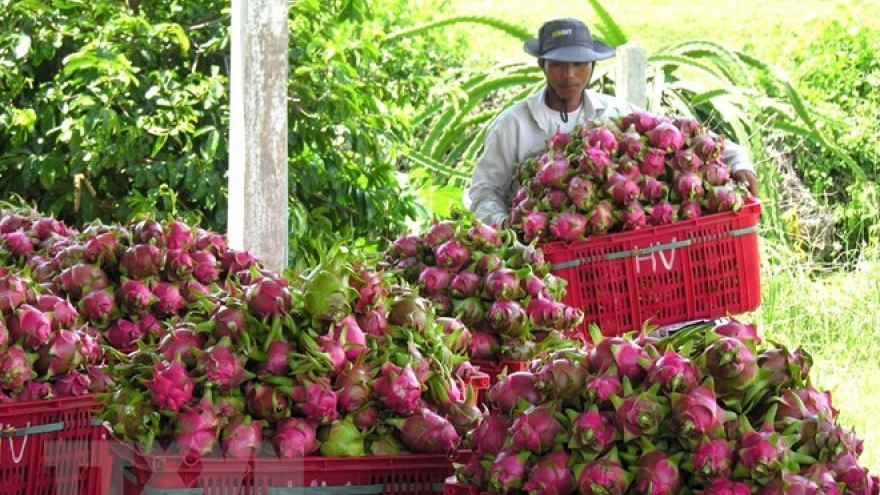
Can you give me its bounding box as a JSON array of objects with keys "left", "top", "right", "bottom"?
[
  {"left": 454, "top": 319, "right": 879, "bottom": 495},
  {"left": 382, "top": 219, "right": 586, "bottom": 363},
  {"left": 509, "top": 109, "right": 752, "bottom": 244},
  {"left": 0, "top": 207, "right": 484, "bottom": 460}
]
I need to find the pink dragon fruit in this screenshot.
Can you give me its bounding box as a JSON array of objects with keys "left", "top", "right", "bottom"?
[
  {"left": 606, "top": 177, "right": 641, "bottom": 206},
  {"left": 220, "top": 416, "right": 263, "bottom": 459},
  {"left": 467, "top": 221, "right": 502, "bottom": 249},
  {"left": 291, "top": 376, "right": 339, "bottom": 424},
  {"left": 31, "top": 295, "right": 76, "bottom": 332},
  {"left": 35, "top": 328, "right": 85, "bottom": 377},
  {"left": 0, "top": 345, "right": 34, "bottom": 392},
  {"left": 356, "top": 308, "right": 388, "bottom": 336},
  {"left": 257, "top": 340, "right": 293, "bottom": 377},
  {"left": 671, "top": 384, "right": 730, "bottom": 441},
  {"left": 673, "top": 115, "right": 701, "bottom": 136},
  {"left": 198, "top": 337, "right": 249, "bottom": 392},
  {"left": 584, "top": 373, "right": 623, "bottom": 406},
  {"left": 159, "top": 324, "right": 207, "bottom": 361},
  {"left": 79, "top": 288, "right": 117, "bottom": 327},
  {"left": 422, "top": 219, "right": 456, "bottom": 248},
  {"left": 471, "top": 414, "right": 513, "bottom": 456},
  {"left": 536, "top": 356, "right": 589, "bottom": 402},
  {"left": 691, "top": 133, "right": 724, "bottom": 160},
  {"left": 775, "top": 387, "right": 837, "bottom": 421},
  {"left": 567, "top": 176, "right": 598, "bottom": 210},
  {"left": 8, "top": 304, "right": 52, "bottom": 347},
  {"left": 618, "top": 203, "right": 647, "bottom": 231},
  {"left": 586, "top": 200, "right": 614, "bottom": 234},
  {"left": 611, "top": 387, "right": 670, "bottom": 441},
  {"left": 589, "top": 336, "right": 649, "bottom": 383},
  {"left": 53, "top": 371, "right": 91, "bottom": 398},
  {"left": 448, "top": 271, "right": 481, "bottom": 299},
  {"left": 487, "top": 370, "right": 543, "bottom": 414},
  {"left": 705, "top": 185, "right": 745, "bottom": 213},
  {"left": 175, "top": 396, "right": 220, "bottom": 461},
  {"left": 646, "top": 349, "right": 702, "bottom": 394},
  {"left": 145, "top": 358, "right": 195, "bottom": 412},
  {"left": 245, "top": 382, "right": 291, "bottom": 423},
  {"left": 646, "top": 201, "right": 677, "bottom": 226},
  {"left": 536, "top": 153, "right": 572, "bottom": 189},
  {"left": 617, "top": 108, "right": 661, "bottom": 134},
  {"left": 488, "top": 450, "right": 531, "bottom": 494},
  {"left": 549, "top": 210, "right": 588, "bottom": 241},
  {"left": 165, "top": 219, "right": 194, "bottom": 250},
  {"left": 638, "top": 147, "right": 668, "bottom": 177},
  {"left": 583, "top": 126, "right": 619, "bottom": 153},
  {"left": 648, "top": 122, "right": 685, "bottom": 152},
  {"left": 481, "top": 267, "right": 521, "bottom": 301},
  {"left": 574, "top": 455, "right": 632, "bottom": 495},
  {"left": 618, "top": 130, "right": 645, "bottom": 158},
  {"left": 697, "top": 478, "right": 752, "bottom": 495},
  {"left": 418, "top": 266, "right": 453, "bottom": 294},
  {"left": 119, "top": 244, "right": 165, "bottom": 280},
  {"left": 702, "top": 160, "right": 731, "bottom": 186},
  {"left": 374, "top": 362, "right": 421, "bottom": 415},
  {"left": 334, "top": 362, "right": 374, "bottom": 413},
  {"left": 385, "top": 408, "right": 460, "bottom": 455},
  {"left": 0, "top": 273, "right": 27, "bottom": 313},
  {"left": 15, "top": 380, "right": 53, "bottom": 401},
  {"left": 702, "top": 336, "right": 758, "bottom": 391},
  {"left": 245, "top": 276, "right": 292, "bottom": 319},
  {"left": 273, "top": 417, "right": 318, "bottom": 458},
  {"left": 671, "top": 148, "right": 703, "bottom": 172},
  {"left": 616, "top": 156, "right": 643, "bottom": 182},
  {"left": 331, "top": 315, "right": 367, "bottom": 361},
  {"left": 688, "top": 438, "right": 735, "bottom": 483},
  {"left": 568, "top": 407, "right": 617, "bottom": 454},
  {"left": 714, "top": 319, "right": 762, "bottom": 344},
  {"left": 677, "top": 200, "right": 703, "bottom": 220},
  {"left": 756, "top": 473, "right": 821, "bottom": 495},
  {"left": 633, "top": 450, "right": 684, "bottom": 495},
  {"left": 508, "top": 401, "right": 565, "bottom": 454},
  {"left": 673, "top": 171, "right": 706, "bottom": 201},
  {"left": 733, "top": 427, "right": 788, "bottom": 482},
  {"left": 576, "top": 147, "right": 613, "bottom": 179},
  {"left": 433, "top": 239, "right": 472, "bottom": 273},
  {"left": 486, "top": 299, "right": 529, "bottom": 336},
  {"left": 2, "top": 230, "right": 34, "bottom": 258},
  {"left": 523, "top": 450, "right": 575, "bottom": 495},
  {"left": 131, "top": 219, "right": 165, "bottom": 246},
  {"left": 117, "top": 279, "right": 154, "bottom": 315}
]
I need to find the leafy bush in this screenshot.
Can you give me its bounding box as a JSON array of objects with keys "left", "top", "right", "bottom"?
[
  {"left": 761, "top": 17, "right": 880, "bottom": 252},
  {"left": 0, "top": 0, "right": 469, "bottom": 266}
]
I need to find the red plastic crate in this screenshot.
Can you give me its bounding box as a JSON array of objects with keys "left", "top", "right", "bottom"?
[
  {"left": 539, "top": 200, "right": 762, "bottom": 338},
  {"left": 0, "top": 394, "right": 103, "bottom": 495},
  {"left": 443, "top": 477, "right": 482, "bottom": 495},
  {"left": 107, "top": 436, "right": 467, "bottom": 495}
]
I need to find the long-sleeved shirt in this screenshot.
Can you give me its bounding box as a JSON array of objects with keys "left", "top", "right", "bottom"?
[{"left": 466, "top": 86, "right": 755, "bottom": 227}]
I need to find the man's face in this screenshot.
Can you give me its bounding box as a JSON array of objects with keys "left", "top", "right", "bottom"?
[{"left": 541, "top": 60, "right": 594, "bottom": 103}]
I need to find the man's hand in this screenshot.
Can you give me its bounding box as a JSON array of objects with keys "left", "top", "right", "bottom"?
[{"left": 732, "top": 169, "right": 759, "bottom": 197}]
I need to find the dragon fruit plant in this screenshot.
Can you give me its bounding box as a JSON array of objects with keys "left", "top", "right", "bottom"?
[
  {"left": 383, "top": 218, "right": 586, "bottom": 363},
  {"left": 508, "top": 110, "right": 752, "bottom": 243},
  {"left": 452, "top": 318, "right": 879, "bottom": 494}
]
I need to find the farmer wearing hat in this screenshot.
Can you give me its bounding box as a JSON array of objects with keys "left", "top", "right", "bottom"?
[{"left": 467, "top": 18, "right": 759, "bottom": 228}]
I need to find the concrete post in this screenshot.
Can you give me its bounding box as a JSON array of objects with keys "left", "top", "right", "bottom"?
[
  {"left": 615, "top": 43, "right": 648, "bottom": 109},
  {"left": 228, "top": 0, "right": 289, "bottom": 272}
]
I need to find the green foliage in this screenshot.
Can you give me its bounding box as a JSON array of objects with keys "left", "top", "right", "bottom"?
[
  {"left": 0, "top": 0, "right": 470, "bottom": 265},
  {"left": 0, "top": 0, "right": 230, "bottom": 228},
  {"left": 765, "top": 17, "right": 880, "bottom": 251}
]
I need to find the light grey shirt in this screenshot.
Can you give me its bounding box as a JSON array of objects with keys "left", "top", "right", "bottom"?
[{"left": 466, "top": 86, "right": 755, "bottom": 226}]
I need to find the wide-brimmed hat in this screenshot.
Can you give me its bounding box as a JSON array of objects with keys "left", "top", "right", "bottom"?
[{"left": 523, "top": 18, "right": 614, "bottom": 63}]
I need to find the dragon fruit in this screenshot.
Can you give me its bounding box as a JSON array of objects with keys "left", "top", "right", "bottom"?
[
  {"left": 433, "top": 239, "right": 472, "bottom": 273},
  {"left": 611, "top": 386, "right": 670, "bottom": 441},
  {"left": 671, "top": 384, "right": 731, "bottom": 442},
  {"left": 245, "top": 276, "right": 292, "bottom": 319},
  {"left": 618, "top": 130, "right": 644, "bottom": 158},
  {"left": 273, "top": 417, "right": 318, "bottom": 458},
  {"left": 486, "top": 299, "right": 529, "bottom": 336},
  {"left": 0, "top": 345, "right": 34, "bottom": 392},
  {"left": 677, "top": 200, "right": 703, "bottom": 220},
  {"left": 576, "top": 147, "right": 613, "bottom": 179},
  {"left": 471, "top": 414, "right": 513, "bottom": 456},
  {"left": 488, "top": 450, "right": 531, "bottom": 494},
  {"left": 688, "top": 438, "right": 735, "bottom": 483},
  {"left": 586, "top": 200, "right": 614, "bottom": 234},
  {"left": 79, "top": 288, "right": 117, "bottom": 327},
  {"left": 220, "top": 416, "right": 263, "bottom": 459},
  {"left": 131, "top": 219, "right": 165, "bottom": 246},
  {"left": 151, "top": 281, "right": 186, "bottom": 318},
  {"left": 567, "top": 176, "right": 598, "bottom": 210},
  {"left": 2, "top": 230, "right": 34, "bottom": 258},
  {"left": 648, "top": 121, "right": 685, "bottom": 152},
  {"left": 584, "top": 373, "right": 623, "bottom": 406},
  {"left": 703, "top": 160, "right": 731, "bottom": 186},
  {"left": 617, "top": 108, "right": 661, "bottom": 134},
  {"left": 53, "top": 371, "right": 92, "bottom": 397},
  {"left": 0, "top": 273, "right": 27, "bottom": 313},
  {"left": 374, "top": 362, "right": 421, "bottom": 415},
  {"left": 487, "top": 370, "right": 542, "bottom": 414},
  {"left": 536, "top": 153, "right": 572, "bottom": 189},
  {"left": 418, "top": 266, "right": 453, "bottom": 294},
  {"left": 385, "top": 408, "right": 460, "bottom": 455},
  {"left": 117, "top": 279, "right": 155, "bottom": 315},
  {"left": 618, "top": 203, "right": 647, "bottom": 231},
  {"left": 705, "top": 185, "right": 744, "bottom": 213},
  {"left": 198, "top": 337, "right": 249, "bottom": 392},
  {"left": 606, "top": 177, "right": 641, "bottom": 206},
  {"left": 523, "top": 450, "right": 575, "bottom": 495},
  {"left": 291, "top": 376, "right": 339, "bottom": 424},
  {"left": 671, "top": 148, "right": 703, "bottom": 172},
  {"left": 422, "top": 219, "right": 456, "bottom": 247},
  {"left": 8, "top": 304, "right": 52, "bottom": 347},
  {"left": 145, "top": 358, "right": 195, "bottom": 412},
  {"left": 35, "top": 328, "right": 85, "bottom": 377},
  {"left": 245, "top": 381, "right": 291, "bottom": 423},
  {"left": 584, "top": 126, "right": 619, "bottom": 153},
  {"left": 673, "top": 171, "right": 706, "bottom": 201},
  {"left": 119, "top": 244, "right": 164, "bottom": 280},
  {"left": 646, "top": 349, "right": 702, "bottom": 394},
  {"left": 467, "top": 221, "right": 502, "bottom": 249},
  {"left": 16, "top": 380, "right": 53, "bottom": 401},
  {"left": 568, "top": 407, "right": 617, "bottom": 454},
  {"left": 646, "top": 201, "right": 677, "bottom": 226},
  {"left": 573, "top": 455, "right": 632, "bottom": 495},
  {"left": 633, "top": 450, "right": 684, "bottom": 495},
  {"left": 508, "top": 401, "right": 565, "bottom": 454}
]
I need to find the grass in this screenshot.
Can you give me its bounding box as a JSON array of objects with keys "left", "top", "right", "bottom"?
[{"left": 443, "top": 0, "right": 880, "bottom": 473}]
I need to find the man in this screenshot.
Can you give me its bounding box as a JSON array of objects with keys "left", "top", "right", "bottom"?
[{"left": 467, "top": 18, "right": 759, "bottom": 227}]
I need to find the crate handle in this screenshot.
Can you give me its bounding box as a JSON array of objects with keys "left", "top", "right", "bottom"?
[
  {"left": 549, "top": 224, "right": 758, "bottom": 271},
  {"left": 1, "top": 421, "right": 64, "bottom": 438}
]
